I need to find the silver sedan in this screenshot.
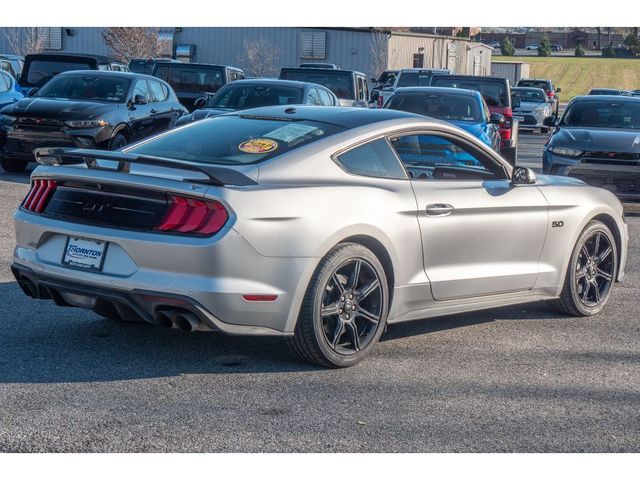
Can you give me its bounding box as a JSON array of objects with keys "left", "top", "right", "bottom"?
[
  {"left": 512, "top": 87, "right": 555, "bottom": 133},
  {"left": 12, "top": 106, "right": 628, "bottom": 367}
]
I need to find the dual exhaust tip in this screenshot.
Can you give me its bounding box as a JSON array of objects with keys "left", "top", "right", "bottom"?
[{"left": 154, "top": 308, "right": 201, "bottom": 332}]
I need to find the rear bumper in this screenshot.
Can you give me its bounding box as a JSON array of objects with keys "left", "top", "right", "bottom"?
[{"left": 12, "top": 208, "right": 318, "bottom": 335}]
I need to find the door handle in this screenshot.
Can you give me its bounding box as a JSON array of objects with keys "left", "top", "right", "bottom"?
[
  {"left": 150, "top": 109, "right": 158, "bottom": 115},
  {"left": 426, "top": 203, "right": 454, "bottom": 216}
]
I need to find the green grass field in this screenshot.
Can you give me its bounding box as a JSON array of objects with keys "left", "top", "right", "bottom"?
[{"left": 508, "top": 56, "right": 640, "bottom": 100}]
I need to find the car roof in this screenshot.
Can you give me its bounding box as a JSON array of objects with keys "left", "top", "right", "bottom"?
[
  {"left": 24, "top": 52, "right": 115, "bottom": 63},
  {"left": 572, "top": 94, "right": 638, "bottom": 102},
  {"left": 225, "top": 105, "right": 422, "bottom": 128},
  {"left": 221, "top": 78, "right": 327, "bottom": 89},
  {"left": 519, "top": 78, "right": 551, "bottom": 83},
  {"left": 53, "top": 69, "right": 156, "bottom": 81},
  {"left": 512, "top": 86, "right": 547, "bottom": 92},
  {"left": 281, "top": 67, "right": 366, "bottom": 76},
  {"left": 433, "top": 74, "right": 508, "bottom": 84},
  {"left": 399, "top": 68, "right": 451, "bottom": 73},
  {"left": 391, "top": 86, "right": 481, "bottom": 98}
]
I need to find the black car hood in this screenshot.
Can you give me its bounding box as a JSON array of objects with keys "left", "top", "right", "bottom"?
[
  {"left": 1, "top": 97, "right": 118, "bottom": 119},
  {"left": 553, "top": 127, "right": 640, "bottom": 153}
]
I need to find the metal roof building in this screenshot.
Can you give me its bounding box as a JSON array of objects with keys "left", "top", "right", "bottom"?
[{"left": 0, "top": 27, "right": 492, "bottom": 80}]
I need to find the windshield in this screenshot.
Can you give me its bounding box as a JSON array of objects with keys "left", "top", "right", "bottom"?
[
  {"left": 280, "top": 71, "right": 354, "bottom": 99},
  {"left": 154, "top": 65, "right": 225, "bottom": 94},
  {"left": 432, "top": 78, "right": 508, "bottom": 107},
  {"left": 25, "top": 60, "right": 94, "bottom": 86},
  {"left": 127, "top": 115, "right": 346, "bottom": 165},
  {"left": 512, "top": 89, "right": 546, "bottom": 102},
  {"left": 208, "top": 84, "right": 303, "bottom": 110},
  {"left": 518, "top": 80, "right": 549, "bottom": 92},
  {"left": 34, "top": 74, "right": 130, "bottom": 102},
  {"left": 562, "top": 100, "right": 640, "bottom": 129},
  {"left": 387, "top": 93, "right": 483, "bottom": 122}
]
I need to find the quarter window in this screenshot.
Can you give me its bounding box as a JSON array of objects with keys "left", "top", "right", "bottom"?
[
  {"left": 317, "top": 88, "right": 333, "bottom": 105},
  {"left": 336, "top": 139, "right": 406, "bottom": 179},
  {"left": 306, "top": 88, "right": 322, "bottom": 105}
]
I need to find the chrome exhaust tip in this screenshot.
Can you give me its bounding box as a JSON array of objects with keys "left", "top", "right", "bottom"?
[{"left": 173, "top": 312, "right": 201, "bottom": 332}]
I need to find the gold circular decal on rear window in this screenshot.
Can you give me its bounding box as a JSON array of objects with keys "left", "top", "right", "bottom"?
[{"left": 238, "top": 138, "right": 279, "bottom": 154}]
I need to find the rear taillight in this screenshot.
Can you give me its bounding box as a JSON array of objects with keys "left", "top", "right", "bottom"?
[
  {"left": 547, "top": 91, "right": 554, "bottom": 98},
  {"left": 22, "top": 179, "right": 57, "bottom": 213},
  {"left": 155, "top": 195, "right": 229, "bottom": 236}
]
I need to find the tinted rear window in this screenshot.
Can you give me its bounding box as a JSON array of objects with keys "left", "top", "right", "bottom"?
[
  {"left": 126, "top": 115, "right": 345, "bottom": 165},
  {"left": 432, "top": 78, "right": 509, "bottom": 107},
  {"left": 129, "top": 60, "right": 155, "bottom": 75},
  {"left": 397, "top": 72, "right": 435, "bottom": 87},
  {"left": 387, "top": 92, "right": 483, "bottom": 122},
  {"left": 518, "top": 80, "right": 549, "bottom": 91},
  {"left": 209, "top": 84, "right": 303, "bottom": 110},
  {"left": 155, "top": 65, "right": 225, "bottom": 94},
  {"left": 26, "top": 60, "right": 94, "bottom": 86},
  {"left": 280, "top": 70, "right": 354, "bottom": 99}
]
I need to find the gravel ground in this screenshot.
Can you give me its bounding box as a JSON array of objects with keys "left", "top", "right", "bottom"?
[{"left": 0, "top": 134, "right": 638, "bottom": 452}]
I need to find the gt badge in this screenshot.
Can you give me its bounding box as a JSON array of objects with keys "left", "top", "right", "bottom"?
[{"left": 238, "top": 138, "right": 278, "bottom": 154}]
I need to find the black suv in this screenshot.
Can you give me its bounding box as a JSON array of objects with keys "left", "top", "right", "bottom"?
[
  {"left": 430, "top": 74, "right": 519, "bottom": 163},
  {"left": 279, "top": 67, "right": 369, "bottom": 107},
  {"left": 151, "top": 62, "right": 244, "bottom": 111},
  {"left": 0, "top": 70, "right": 187, "bottom": 172},
  {"left": 18, "top": 53, "right": 126, "bottom": 94}
]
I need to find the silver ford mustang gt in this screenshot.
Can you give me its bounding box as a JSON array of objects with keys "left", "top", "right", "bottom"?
[{"left": 12, "top": 106, "right": 628, "bottom": 368}]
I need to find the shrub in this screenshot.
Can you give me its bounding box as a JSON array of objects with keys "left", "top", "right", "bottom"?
[{"left": 575, "top": 43, "right": 585, "bottom": 57}]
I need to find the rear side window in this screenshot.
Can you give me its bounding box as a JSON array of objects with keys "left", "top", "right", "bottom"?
[
  {"left": 281, "top": 70, "right": 354, "bottom": 99},
  {"left": 126, "top": 116, "right": 346, "bottom": 165},
  {"left": 133, "top": 79, "right": 150, "bottom": 100},
  {"left": 336, "top": 139, "right": 406, "bottom": 179},
  {"left": 432, "top": 78, "right": 508, "bottom": 107},
  {"left": 25, "top": 60, "right": 93, "bottom": 86},
  {"left": 518, "top": 80, "right": 550, "bottom": 92},
  {"left": 149, "top": 80, "right": 168, "bottom": 102}
]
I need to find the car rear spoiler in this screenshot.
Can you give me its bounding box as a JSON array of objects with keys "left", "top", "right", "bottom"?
[{"left": 33, "top": 148, "right": 257, "bottom": 186}]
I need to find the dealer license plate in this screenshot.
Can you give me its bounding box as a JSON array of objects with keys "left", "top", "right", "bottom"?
[{"left": 62, "top": 236, "right": 108, "bottom": 271}]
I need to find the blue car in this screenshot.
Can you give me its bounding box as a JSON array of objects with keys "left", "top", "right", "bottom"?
[
  {"left": 383, "top": 86, "right": 503, "bottom": 152},
  {"left": 0, "top": 70, "right": 23, "bottom": 108}
]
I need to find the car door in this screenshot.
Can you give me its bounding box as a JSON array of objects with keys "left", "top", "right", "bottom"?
[
  {"left": 388, "top": 129, "right": 549, "bottom": 301},
  {"left": 148, "top": 79, "right": 177, "bottom": 132},
  {"left": 128, "top": 79, "right": 154, "bottom": 141}
]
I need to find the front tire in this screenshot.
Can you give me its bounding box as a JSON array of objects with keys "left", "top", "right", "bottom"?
[
  {"left": 287, "top": 243, "right": 389, "bottom": 368},
  {"left": 550, "top": 220, "right": 617, "bottom": 316},
  {"left": 109, "top": 133, "right": 128, "bottom": 151}
]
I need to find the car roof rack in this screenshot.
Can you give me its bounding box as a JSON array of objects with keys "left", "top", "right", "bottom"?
[{"left": 34, "top": 148, "right": 257, "bottom": 186}]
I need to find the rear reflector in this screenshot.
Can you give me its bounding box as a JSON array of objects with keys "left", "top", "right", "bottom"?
[
  {"left": 22, "top": 179, "right": 57, "bottom": 213},
  {"left": 242, "top": 295, "right": 278, "bottom": 302},
  {"left": 155, "top": 194, "right": 229, "bottom": 236}
]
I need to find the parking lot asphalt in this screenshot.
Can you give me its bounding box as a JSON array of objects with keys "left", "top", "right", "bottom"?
[{"left": 0, "top": 132, "right": 638, "bottom": 452}]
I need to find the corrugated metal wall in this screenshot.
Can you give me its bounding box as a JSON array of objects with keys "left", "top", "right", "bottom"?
[
  {"left": 387, "top": 33, "right": 492, "bottom": 75},
  {"left": 0, "top": 27, "right": 490, "bottom": 79}
]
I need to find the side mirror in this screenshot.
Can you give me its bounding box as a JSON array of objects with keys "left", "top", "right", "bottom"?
[
  {"left": 511, "top": 166, "right": 537, "bottom": 185},
  {"left": 133, "top": 94, "right": 148, "bottom": 105},
  {"left": 489, "top": 113, "right": 505, "bottom": 124},
  {"left": 543, "top": 116, "right": 557, "bottom": 127},
  {"left": 511, "top": 97, "right": 521, "bottom": 108},
  {"left": 556, "top": 87, "right": 562, "bottom": 93},
  {"left": 193, "top": 97, "right": 207, "bottom": 109}
]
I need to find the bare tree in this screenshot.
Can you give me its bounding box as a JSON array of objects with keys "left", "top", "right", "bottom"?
[
  {"left": 101, "top": 27, "right": 166, "bottom": 63},
  {"left": 237, "top": 38, "right": 281, "bottom": 78},
  {"left": 4, "top": 27, "right": 46, "bottom": 56},
  {"left": 369, "top": 28, "right": 389, "bottom": 81}
]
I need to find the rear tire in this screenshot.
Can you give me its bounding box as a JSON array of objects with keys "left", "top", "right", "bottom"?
[
  {"left": 287, "top": 243, "right": 389, "bottom": 368},
  {"left": 0, "top": 156, "right": 28, "bottom": 173},
  {"left": 550, "top": 220, "right": 617, "bottom": 316},
  {"left": 541, "top": 126, "right": 550, "bottom": 134}
]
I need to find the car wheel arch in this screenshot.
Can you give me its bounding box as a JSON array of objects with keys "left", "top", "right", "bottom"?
[{"left": 112, "top": 123, "right": 132, "bottom": 143}]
